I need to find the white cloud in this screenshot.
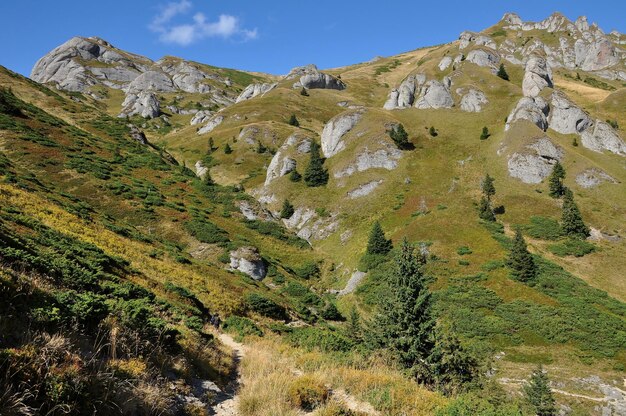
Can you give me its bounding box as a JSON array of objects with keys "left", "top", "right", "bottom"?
[{"left": 150, "top": 1, "right": 258, "bottom": 46}]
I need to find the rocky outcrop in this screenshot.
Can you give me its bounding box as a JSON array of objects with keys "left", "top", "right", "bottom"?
[
  {"left": 190, "top": 110, "right": 212, "bottom": 126},
  {"left": 265, "top": 152, "right": 296, "bottom": 185},
  {"left": 522, "top": 55, "right": 553, "bottom": 97},
  {"left": 505, "top": 97, "right": 550, "bottom": 131},
  {"left": 119, "top": 91, "right": 160, "bottom": 119},
  {"left": 197, "top": 115, "right": 224, "bottom": 135},
  {"left": 507, "top": 137, "right": 564, "bottom": 184},
  {"left": 580, "top": 121, "right": 626, "bottom": 156},
  {"left": 383, "top": 73, "right": 425, "bottom": 109},
  {"left": 575, "top": 168, "right": 618, "bottom": 188},
  {"left": 334, "top": 145, "right": 402, "bottom": 178},
  {"left": 466, "top": 48, "right": 500, "bottom": 69},
  {"left": 194, "top": 161, "right": 208, "bottom": 179},
  {"left": 458, "top": 88, "right": 488, "bottom": 112},
  {"left": 414, "top": 79, "right": 454, "bottom": 109},
  {"left": 236, "top": 83, "right": 277, "bottom": 103},
  {"left": 548, "top": 92, "right": 592, "bottom": 134},
  {"left": 287, "top": 64, "right": 346, "bottom": 90},
  {"left": 282, "top": 207, "right": 338, "bottom": 242},
  {"left": 347, "top": 180, "right": 383, "bottom": 199},
  {"left": 321, "top": 111, "right": 363, "bottom": 158},
  {"left": 126, "top": 70, "right": 175, "bottom": 94},
  {"left": 438, "top": 56, "right": 453, "bottom": 71},
  {"left": 158, "top": 60, "right": 217, "bottom": 93},
  {"left": 384, "top": 74, "right": 453, "bottom": 110},
  {"left": 459, "top": 32, "right": 496, "bottom": 50},
  {"left": 229, "top": 247, "right": 267, "bottom": 280},
  {"left": 238, "top": 201, "right": 275, "bottom": 222}
]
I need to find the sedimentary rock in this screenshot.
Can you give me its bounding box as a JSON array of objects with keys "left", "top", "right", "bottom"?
[
  {"left": 321, "top": 111, "right": 363, "bottom": 158},
  {"left": 575, "top": 168, "right": 618, "bottom": 188},
  {"left": 580, "top": 121, "right": 626, "bottom": 156},
  {"left": 229, "top": 247, "right": 267, "bottom": 280},
  {"left": 458, "top": 88, "right": 488, "bottom": 112},
  {"left": 347, "top": 180, "right": 383, "bottom": 199},
  {"left": 265, "top": 152, "right": 296, "bottom": 185},
  {"left": 506, "top": 97, "right": 550, "bottom": 131},
  {"left": 522, "top": 55, "right": 553, "bottom": 97},
  {"left": 508, "top": 137, "right": 564, "bottom": 184},
  {"left": 334, "top": 145, "right": 402, "bottom": 178},
  {"left": 119, "top": 91, "right": 160, "bottom": 118},
  {"left": 466, "top": 48, "right": 500, "bottom": 69},
  {"left": 190, "top": 110, "right": 212, "bottom": 126},
  {"left": 236, "top": 83, "right": 277, "bottom": 102},
  {"left": 548, "top": 92, "right": 592, "bottom": 134},
  {"left": 197, "top": 115, "right": 224, "bottom": 135}
]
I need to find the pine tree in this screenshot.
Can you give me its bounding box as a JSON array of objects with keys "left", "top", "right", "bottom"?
[
  {"left": 203, "top": 171, "right": 214, "bottom": 186},
  {"left": 429, "top": 126, "right": 438, "bottom": 137},
  {"left": 303, "top": 142, "right": 328, "bottom": 187},
  {"left": 497, "top": 64, "right": 510, "bottom": 81},
  {"left": 524, "top": 365, "right": 556, "bottom": 416},
  {"left": 481, "top": 174, "right": 496, "bottom": 200},
  {"left": 347, "top": 307, "right": 362, "bottom": 342},
  {"left": 288, "top": 114, "right": 299, "bottom": 127},
  {"left": 478, "top": 196, "right": 496, "bottom": 222},
  {"left": 366, "top": 221, "right": 393, "bottom": 255},
  {"left": 289, "top": 169, "right": 302, "bottom": 182},
  {"left": 480, "top": 126, "right": 490, "bottom": 140},
  {"left": 280, "top": 199, "right": 295, "bottom": 219},
  {"left": 380, "top": 239, "right": 434, "bottom": 374},
  {"left": 561, "top": 190, "right": 590, "bottom": 238},
  {"left": 548, "top": 161, "right": 565, "bottom": 198},
  {"left": 507, "top": 228, "right": 537, "bottom": 282},
  {"left": 300, "top": 87, "right": 309, "bottom": 96},
  {"left": 224, "top": 143, "right": 233, "bottom": 154},
  {"left": 389, "top": 124, "right": 410, "bottom": 149},
  {"left": 208, "top": 137, "right": 215, "bottom": 153}
]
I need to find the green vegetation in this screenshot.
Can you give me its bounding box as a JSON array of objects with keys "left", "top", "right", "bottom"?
[
  {"left": 548, "top": 161, "right": 565, "bottom": 198},
  {"left": 524, "top": 366, "right": 556, "bottom": 416},
  {"left": 524, "top": 216, "right": 563, "bottom": 240},
  {"left": 507, "top": 229, "right": 537, "bottom": 282},
  {"left": 548, "top": 238, "right": 596, "bottom": 257},
  {"left": 300, "top": 87, "right": 309, "bottom": 97},
  {"left": 245, "top": 293, "right": 287, "bottom": 320},
  {"left": 280, "top": 199, "right": 295, "bottom": 219},
  {"left": 288, "top": 114, "right": 300, "bottom": 127},
  {"left": 497, "top": 64, "right": 510, "bottom": 81},
  {"left": 224, "top": 142, "right": 233, "bottom": 154},
  {"left": 480, "top": 126, "right": 490, "bottom": 140},
  {"left": 303, "top": 142, "right": 328, "bottom": 187},
  {"left": 223, "top": 315, "right": 264, "bottom": 337},
  {"left": 389, "top": 123, "right": 411, "bottom": 149},
  {"left": 561, "top": 190, "right": 589, "bottom": 238}
]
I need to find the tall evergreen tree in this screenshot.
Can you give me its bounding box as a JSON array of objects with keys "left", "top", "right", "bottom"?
[
  {"left": 347, "top": 307, "right": 362, "bottom": 342},
  {"left": 478, "top": 196, "right": 496, "bottom": 222},
  {"left": 497, "top": 64, "right": 510, "bottom": 81},
  {"left": 380, "top": 239, "right": 434, "bottom": 375},
  {"left": 280, "top": 199, "right": 295, "bottom": 219},
  {"left": 224, "top": 143, "right": 233, "bottom": 154},
  {"left": 389, "top": 124, "right": 410, "bottom": 149},
  {"left": 561, "top": 190, "right": 589, "bottom": 238},
  {"left": 507, "top": 228, "right": 537, "bottom": 282},
  {"left": 288, "top": 114, "right": 300, "bottom": 127},
  {"left": 303, "top": 142, "right": 328, "bottom": 187},
  {"left": 548, "top": 161, "right": 566, "bottom": 198},
  {"left": 524, "top": 365, "right": 557, "bottom": 416},
  {"left": 289, "top": 169, "right": 302, "bottom": 182},
  {"left": 366, "top": 222, "right": 393, "bottom": 255},
  {"left": 480, "top": 126, "right": 490, "bottom": 140},
  {"left": 481, "top": 174, "right": 496, "bottom": 200}
]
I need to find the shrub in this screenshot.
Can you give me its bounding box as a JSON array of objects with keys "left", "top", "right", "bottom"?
[
  {"left": 184, "top": 218, "right": 229, "bottom": 244},
  {"left": 429, "top": 126, "right": 438, "bottom": 137},
  {"left": 300, "top": 87, "right": 309, "bottom": 96},
  {"left": 288, "top": 376, "right": 329, "bottom": 411},
  {"left": 480, "top": 126, "right": 490, "bottom": 140},
  {"left": 223, "top": 316, "right": 263, "bottom": 337},
  {"left": 289, "top": 170, "right": 302, "bottom": 182},
  {"left": 287, "top": 327, "right": 353, "bottom": 352},
  {"left": 457, "top": 246, "right": 472, "bottom": 255},
  {"left": 389, "top": 124, "right": 410, "bottom": 149},
  {"left": 295, "top": 261, "right": 320, "bottom": 279},
  {"left": 497, "top": 64, "right": 509, "bottom": 81},
  {"left": 245, "top": 293, "right": 287, "bottom": 320},
  {"left": 524, "top": 216, "right": 563, "bottom": 240},
  {"left": 320, "top": 303, "right": 343, "bottom": 321},
  {"left": 548, "top": 239, "right": 595, "bottom": 257},
  {"left": 288, "top": 114, "right": 300, "bottom": 127}
]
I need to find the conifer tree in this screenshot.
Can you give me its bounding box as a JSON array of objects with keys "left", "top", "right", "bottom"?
[
  {"left": 480, "top": 126, "right": 490, "bottom": 140},
  {"left": 497, "top": 64, "right": 510, "bottom": 81},
  {"left": 347, "top": 307, "right": 362, "bottom": 342},
  {"left": 429, "top": 126, "right": 438, "bottom": 137},
  {"left": 478, "top": 196, "right": 496, "bottom": 222},
  {"left": 524, "top": 365, "right": 557, "bottom": 416},
  {"left": 429, "top": 324, "right": 480, "bottom": 394},
  {"left": 289, "top": 169, "right": 302, "bottom": 182},
  {"left": 561, "top": 189, "right": 590, "bottom": 238},
  {"left": 280, "top": 199, "right": 295, "bottom": 219},
  {"left": 366, "top": 221, "right": 393, "bottom": 255},
  {"left": 208, "top": 137, "right": 215, "bottom": 153},
  {"left": 507, "top": 228, "right": 536, "bottom": 282},
  {"left": 203, "top": 171, "right": 214, "bottom": 186},
  {"left": 389, "top": 124, "right": 410, "bottom": 149},
  {"left": 380, "top": 239, "right": 434, "bottom": 373},
  {"left": 224, "top": 143, "right": 232, "bottom": 154},
  {"left": 548, "top": 161, "right": 565, "bottom": 198},
  {"left": 303, "top": 142, "right": 328, "bottom": 187},
  {"left": 288, "top": 114, "right": 299, "bottom": 127},
  {"left": 481, "top": 174, "right": 496, "bottom": 201}
]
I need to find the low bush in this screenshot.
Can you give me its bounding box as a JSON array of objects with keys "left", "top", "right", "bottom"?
[
  {"left": 288, "top": 375, "right": 329, "bottom": 411},
  {"left": 548, "top": 239, "right": 595, "bottom": 257},
  {"left": 524, "top": 216, "right": 563, "bottom": 240},
  {"left": 223, "top": 316, "right": 263, "bottom": 338},
  {"left": 245, "top": 293, "right": 287, "bottom": 320}
]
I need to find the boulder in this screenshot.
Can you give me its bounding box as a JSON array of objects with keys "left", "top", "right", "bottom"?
[
  {"left": 197, "top": 115, "right": 224, "bottom": 135},
  {"left": 438, "top": 56, "right": 453, "bottom": 71},
  {"left": 466, "top": 48, "right": 500, "bottom": 69},
  {"left": 580, "top": 39, "right": 620, "bottom": 71},
  {"left": 383, "top": 74, "right": 427, "bottom": 110},
  {"left": 508, "top": 137, "right": 564, "bottom": 184},
  {"left": 194, "top": 161, "right": 208, "bottom": 178},
  {"left": 575, "top": 168, "right": 618, "bottom": 188},
  {"left": 229, "top": 247, "right": 267, "bottom": 280},
  {"left": 265, "top": 152, "right": 296, "bottom": 185},
  {"left": 158, "top": 60, "right": 213, "bottom": 93},
  {"left": 321, "top": 111, "right": 363, "bottom": 158},
  {"left": 580, "top": 121, "right": 626, "bottom": 156},
  {"left": 282, "top": 207, "right": 337, "bottom": 242},
  {"left": 347, "top": 180, "right": 383, "bottom": 199},
  {"left": 126, "top": 70, "right": 176, "bottom": 94},
  {"left": 334, "top": 145, "right": 402, "bottom": 178},
  {"left": 119, "top": 91, "right": 160, "bottom": 119},
  {"left": 287, "top": 64, "right": 346, "bottom": 90},
  {"left": 505, "top": 97, "right": 550, "bottom": 131},
  {"left": 190, "top": 110, "right": 212, "bottom": 126},
  {"left": 548, "top": 92, "right": 592, "bottom": 134},
  {"left": 236, "top": 83, "right": 277, "bottom": 102},
  {"left": 414, "top": 79, "right": 454, "bottom": 109},
  {"left": 459, "top": 32, "right": 497, "bottom": 49},
  {"left": 458, "top": 88, "right": 488, "bottom": 112},
  {"left": 522, "top": 55, "right": 553, "bottom": 97}
]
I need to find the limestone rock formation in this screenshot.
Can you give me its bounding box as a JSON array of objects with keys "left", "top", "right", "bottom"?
[
  {"left": 438, "top": 56, "right": 453, "bottom": 71},
  {"left": 459, "top": 32, "right": 497, "bottom": 50},
  {"left": 321, "top": 111, "right": 363, "bottom": 158},
  {"left": 126, "top": 70, "right": 175, "bottom": 94},
  {"left": 522, "top": 55, "right": 553, "bottom": 97},
  {"left": 229, "top": 247, "right": 267, "bottom": 280},
  {"left": 282, "top": 207, "right": 338, "bottom": 242},
  {"left": 506, "top": 97, "right": 550, "bottom": 131},
  {"left": 575, "top": 168, "right": 618, "bottom": 188},
  {"left": 508, "top": 137, "right": 564, "bottom": 184},
  {"left": 197, "top": 115, "right": 224, "bottom": 135},
  {"left": 190, "top": 110, "right": 212, "bottom": 126},
  {"left": 347, "top": 180, "right": 383, "bottom": 199},
  {"left": 265, "top": 152, "right": 296, "bottom": 185},
  {"left": 194, "top": 161, "right": 208, "bottom": 178},
  {"left": 236, "top": 83, "right": 277, "bottom": 103},
  {"left": 458, "top": 88, "right": 489, "bottom": 112},
  {"left": 334, "top": 145, "right": 402, "bottom": 178},
  {"left": 548, "top": 92, "right": 592, "bottom": 134},
  {"left": 466, "top": 48, "right": 500, "bottom": 69},
  {"left": 580, "top": 121, "right": 626, "bottom": 156},
  {"left": 119, "top": 91, "right": 160, "bottom": 119},
  {"left": 287, "top": 64, "right": 346, "bottom": 90},
  {"left": 384, "top": 74, "right": 453, "bottom": 110},
  {"left": 414, "top": 79, "right": 454, "bottom": 109}
]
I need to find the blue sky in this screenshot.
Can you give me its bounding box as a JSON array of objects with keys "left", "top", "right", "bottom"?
[{"left": 1, "top": 0, "right": 625, "bottom": 77}]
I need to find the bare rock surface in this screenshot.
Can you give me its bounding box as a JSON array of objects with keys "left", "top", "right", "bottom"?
[
  {"left": 321, "top": 111, "right": 363, "bottom": 158},
  {"left": 229, "top": 247, "right": 267, "bottom": 280},
  {"left": 508, "top": 137, "right": 563, "bottom": 184}
]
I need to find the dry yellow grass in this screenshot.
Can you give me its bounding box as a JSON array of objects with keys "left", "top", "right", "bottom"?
[{"left": 553, "top": 75, "right": 612, "bottom": 103}]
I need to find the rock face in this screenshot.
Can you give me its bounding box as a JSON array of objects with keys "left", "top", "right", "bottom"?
[
  {"left": 384, "top": 74, "right": 453, "bottom": 110},
  {"left": 438, "top": 56, "right": 453, "bottom": 71},
  {"left": 190, "top": 110, "right": 212, "bottom": 126},
  {"left": 194, "top": 161, "right": 208, "bottom": 178},
  {"left": 508, "top": 137, "right": 564, "bottom": 184},
  {"left": 575, "top": 168, "right": 617, "bottom": 188},
  {"left": 506, "top": 97, "right": 550, "bottom": 131},
  {"left": 126, "top": 70, "right": 175, "bottom": 94},
  {"left": 236, "top": 83, "right": 277, "bottom": 103},
  {"left": 321, "top": 111, "right": 363, "bottom": 158},
  {"left": 347, "top": 180, "right": 383, "bottom": 199},
  {"left": 334, "top": 145, "right": 402, "bottom": 178},
  {"left": 229, "top": 247, "right": 267, "bottom": 280},
  {"left": 265, "top": 152, "right": 296, "bottom": 185},
  {"left": 287, "top": 64, "right": 346, "bottom": 90},
  {"left": 282, "top": 207, "right": 338, "bottom": 242},
  {"left": 522, "top": 55, "right": 553, "bottom": 97},
  {"left": 548, "top": 92, "right": 592, "bottom": 134},
  {"left": 580, "top": 121, "right": 626, "bottom": 156},
  {"left": 414, "top": 79, "right": 454, "bottom": 109},
  {"left": 459, "top": 32, "right": 497, "bottom": 50},
  {"left": 197, "top": 115, "right": 224, "bottom": 135},
  {"left": 466, "top": 48, "right": 500, "bottom": 69},
  {"left": 458, "top": 88, "right": 488, "bottom": 112},
  {"left": 119, "top": 91, "right": 160, "bottom": 118}
]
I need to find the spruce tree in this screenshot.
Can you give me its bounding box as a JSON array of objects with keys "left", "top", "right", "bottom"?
[
  {"left": 481, "top": 174, "right": 496, "bottom": 200},
  {"left": 497, "top": 64, "right": 510, "bottom": 81},
  {"left": 208, "top": 137, "right": 216, "bottom": 153},
  {"left": 366, "top": 221, "right": 393, "bottom": 255},
  {"left": 478, "top": 196, "right": 496, "bottom": 222},
  {"left": 561, "top": 190, "right": 589, "bottom": 238},
  {"left": 429, "top": 126, "right": 438, "bottom": 137},
  {"left": 303, "top": 142, "right": 328, "bottom": 187},
  {"left": 429, "top": 324, "right": 480, "bottom": 394},
  {"left": 280, "top": 199, "right": 295, "bottom": 219},
  {"left": 548, "top": 161, "right": 565, "bottom": 198},
  {"left": 389, "top": 124, "right": 410, "bottom": 149},
  {"left": 224, "top": 143, "right": 232, "bottom": 154},
  {"left": 347, "top": 307, "right": 362, "bottom": 342},
  {"left": 524, "top": 365, "right": 556, "bottom": 416},
  {"left": 480, "top": 126, "right": 490, "bottom": 140},
  {"left": 300, "top": 87, "right": 309, "bottom": 96},
  {"left": 289, "top": 169, "right": 302, "bottom": 182},
  {"left": 288, "top": 114, "right": 300, "bottom": 127},
  {"left": 507, "top": 228, "right": 537, "bottom": 282},
  {"left": 380, "top": 239, "right": 434, "bottom": 374}
]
